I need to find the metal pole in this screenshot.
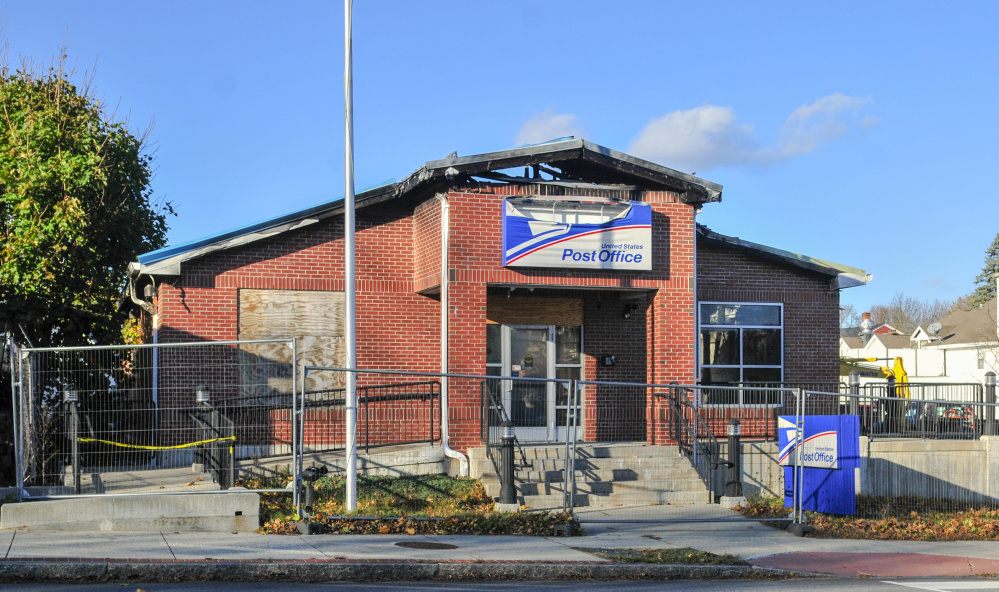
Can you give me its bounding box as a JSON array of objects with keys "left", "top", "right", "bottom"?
[
  {"left": 794, "top": 388, "right": 805, "bottom": 524},
  {"left": 725, "top": 419, "right": 742, "bottom": 497},
  {"left": 8, "top": 334, "right": 21, "bottom": 499},
  {"left": 986, "top": 372, "right": 996, "bottom": 436},
  {"left": 848, "top": 370, "right": 860, "bottom": 416},
  {"left": 65, "top": 389, "right": 80, "bottom": 495},
  {"left": 344, "top": 0, "right": 358, "bottom": 512},
  {"left": 297, "top": 367, "right": 307, "bottom": 518},
  {"left": 290, "top": 340, "right": 298, "bottom": 513},
  {"left": 499, "top": 419, "right": 516, "bottom": 504}
]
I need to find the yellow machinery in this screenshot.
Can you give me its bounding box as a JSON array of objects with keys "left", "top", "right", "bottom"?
[{"left": 843, "top": 356, "right": 910, "bottom": 397}]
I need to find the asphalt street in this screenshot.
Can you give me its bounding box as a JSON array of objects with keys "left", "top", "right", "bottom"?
[{"left": 6, "top": 580, "right": 999, "bottom": 591}]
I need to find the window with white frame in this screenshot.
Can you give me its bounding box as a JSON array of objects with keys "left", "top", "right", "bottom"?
[
  {"left": 978, "top": 349, "right": 986, "bottom": 371},
  {"left": 699, "top": 302, "right": 783, "bottom": 405}
]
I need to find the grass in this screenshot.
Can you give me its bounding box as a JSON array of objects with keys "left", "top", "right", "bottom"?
[
  {"left": 235, "top": 471, "right": 577, "bottom": 536},
  {"left": 583, "top": 547, "right": 748, "bottom": 566},
  {"left": 737, "top": 494, "right": 999, "bottom": 541}
]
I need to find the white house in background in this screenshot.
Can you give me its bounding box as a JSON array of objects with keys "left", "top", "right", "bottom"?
[{"left": 840, "top": 298, "right": 999, "bottom": 383}]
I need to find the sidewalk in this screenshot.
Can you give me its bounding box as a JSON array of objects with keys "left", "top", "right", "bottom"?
[{"left": 3, "top": 507, "right": 999, "bottom": 581}]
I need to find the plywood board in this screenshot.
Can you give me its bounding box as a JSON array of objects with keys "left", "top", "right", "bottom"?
[
  {"left": 238, "top": 290, "right": 345, "bottom": 401},
  {"left": 486, "top": 296, "right": 583, "bottom": 326},
  {"left": 238, "top": 290, "right": 344, "bottom": 339}
]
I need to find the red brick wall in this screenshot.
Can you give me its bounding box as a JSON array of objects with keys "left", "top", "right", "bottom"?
[
  {"left": 152, "top": 184, "right": 698, "bottom": 453},
  {"left": 443, "top": 185, "right": 696, "bottom": 450},
  {"left": 692, "top": 238, "right": 842, "bottom": 439},
  {"left": 696, "top": 240, "right": 840, "bottom": 384}
]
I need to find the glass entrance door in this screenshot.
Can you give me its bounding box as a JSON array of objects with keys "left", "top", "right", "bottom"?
[
  {"left": 486, "top": 324, "right": 582, "bottom": 442},
  {"left": 506, "top": 326, "right": 550, "bottom": 441}
]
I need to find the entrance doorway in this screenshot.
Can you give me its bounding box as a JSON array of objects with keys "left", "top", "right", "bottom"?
[{"left": 486, "top": 324, "right": 582, "bottom": 441}]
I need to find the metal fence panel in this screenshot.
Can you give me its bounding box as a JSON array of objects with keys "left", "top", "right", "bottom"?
[
  {"left": 298, "top": 366, "right": 540, "bottom": 514},
  {"left": 564, "top": 380, "right": 798, "bottom": 523},
  {"left": 802, "top": 389, "right": 999, "bottom": 517},
  {"left": 17, "top": 339, "right": 298, "bottom": 497}
]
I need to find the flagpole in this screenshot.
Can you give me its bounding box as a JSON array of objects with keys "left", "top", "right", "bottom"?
[{"left": 344, "top": 0, "right": 358, "bottom": 512}]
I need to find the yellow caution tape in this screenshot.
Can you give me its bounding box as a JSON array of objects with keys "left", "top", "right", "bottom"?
[{"left": 75, "top": 436, "right": 236, "bottom": 450}]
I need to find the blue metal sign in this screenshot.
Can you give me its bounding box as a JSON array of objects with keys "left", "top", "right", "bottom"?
[
  {"left": 779, "top": 415, "right": 860, "bottom": 516},
  {"left": 502, "top": 200, "right": 652, "bottom": 270}
]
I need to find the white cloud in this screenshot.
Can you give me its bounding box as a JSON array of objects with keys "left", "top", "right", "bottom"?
[
  {"left": 515, "top": 110, "right": 585, "bottom": 146},
  {"left": 776, "top": 94, "right": 872, "bottom": 158},
  {"left": 627, "top": 105, "right": 759, "bottom": 173},
  {"left": 627, "top": 94, "right": 876, "bottom": 173}
]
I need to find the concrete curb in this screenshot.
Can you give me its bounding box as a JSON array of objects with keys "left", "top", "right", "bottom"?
[{"left": 0, "top": 560, "right": 803, "bottom": 583}]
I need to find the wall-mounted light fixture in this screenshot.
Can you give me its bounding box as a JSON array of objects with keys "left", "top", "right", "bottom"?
[{"left": 623, "top": 303, "right": 639, "bottom": 319}]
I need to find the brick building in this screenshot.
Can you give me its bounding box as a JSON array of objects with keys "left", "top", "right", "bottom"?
[{"left": 127, "top": 139, "right": 867, "bottom": 467}]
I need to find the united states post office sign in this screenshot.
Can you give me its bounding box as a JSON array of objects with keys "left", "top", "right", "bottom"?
[{"left": 502, "top": 200, "right": 652, "bottom": 270}]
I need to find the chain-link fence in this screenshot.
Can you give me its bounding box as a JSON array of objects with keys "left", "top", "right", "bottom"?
[{"left": 13, "top": 339, "right": 299, "bottom": 498}]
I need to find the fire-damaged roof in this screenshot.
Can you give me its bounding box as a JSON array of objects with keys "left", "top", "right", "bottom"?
[
  {"left": 697, "top": 225, "right": 871, "bottom": 290},
  {"left": 131, "top": 138, "right": 723, "bottom": 276}
]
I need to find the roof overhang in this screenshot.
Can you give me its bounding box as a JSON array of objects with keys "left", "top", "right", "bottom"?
[
  {"left": 132, "top": 139, "right": 723, "bottom": 279},
  {"left": 697, "top": 225, "right": 871, "bottom": 290}
]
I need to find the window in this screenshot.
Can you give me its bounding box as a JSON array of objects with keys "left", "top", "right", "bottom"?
[
  {"left": 979, "top": 350, "right": 986, "bottom": 371},
  {"left": 699, "top": 302, "right": 783, "bottom": 405}
]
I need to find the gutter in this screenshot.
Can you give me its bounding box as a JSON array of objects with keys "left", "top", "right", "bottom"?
[{"left": 435, "top": 194, "right": 469, "bottom": 477}]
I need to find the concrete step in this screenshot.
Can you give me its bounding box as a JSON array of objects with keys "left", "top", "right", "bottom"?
[
  {"left": 483, "top": 467, "right": 704, "bottom": 484},
  {"left": 478, "top": 455, "right": 698, "bottom": 476},
  {"left": 483, "top": 477, "right": 709, "bottom": 498},
  {"left": 518, "top": 444, "right": 682, "bottom": 461},
  {"left": 510, "top": 490, "right": 713, "bottom": 509}
]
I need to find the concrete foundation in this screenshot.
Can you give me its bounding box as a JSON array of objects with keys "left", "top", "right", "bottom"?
[
  {"left": 0, "top": 493, "right": 259, "bottom": 532},
  {"left": 714, "top": 436, "right": 999, "bottom": 505}
]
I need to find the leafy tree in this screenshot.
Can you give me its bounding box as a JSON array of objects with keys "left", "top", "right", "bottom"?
[
  {"left": 971, "top": 232, "right": 999, "bottom": 306},
  {"left": 0, "top": 53, "right": 172, "bottom": 347},
  {"left": 0, "top": 50, "right": 171, "bottom": 486}
]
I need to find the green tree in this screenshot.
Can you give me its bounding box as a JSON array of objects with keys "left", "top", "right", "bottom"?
[
  {"left": 0, "top": 53, "right": 172, "bottom": 347},
  {"left": 971, "top": 232, "right": 999, "bottom": 306}
]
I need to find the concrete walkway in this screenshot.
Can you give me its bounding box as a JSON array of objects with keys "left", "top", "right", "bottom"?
[{"left": 3, "top": 507, "right": 999, "bottom": 581}]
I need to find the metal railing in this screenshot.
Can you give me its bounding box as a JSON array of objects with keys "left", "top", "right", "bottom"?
[
  {"left": 663, "top": 385, "right": 720, "bottom": 494},
  {"left": 299, "top": 369, "right": 441, "bottom": 455},
  {"left": 191, "top": 403, "right": 235, "bottom": 490}
]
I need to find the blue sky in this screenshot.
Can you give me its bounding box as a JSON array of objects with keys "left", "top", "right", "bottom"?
[{"left": 6, "top": 1, "right": 998, "bottom": 315}]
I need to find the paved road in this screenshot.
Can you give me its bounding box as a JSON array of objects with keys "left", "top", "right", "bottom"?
[{"left": 5, "top": 580, "right": 999, "bottom": 591}]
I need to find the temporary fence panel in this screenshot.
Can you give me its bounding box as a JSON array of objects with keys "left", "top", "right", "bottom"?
[
  {"left": 298, "top": 367, "right": 547, "bottom": 516},
  {"left": 563, "top": 380, "right": 800, "bottom": 524},
  {"left": 800, "top": 389, "right": 999, "bottom": 518},
  {"left": 16, "top": 339, "right": 298, "bottom": 497},
  {"left": 5, "top": 335, "right": 24, "bottom": 489}
]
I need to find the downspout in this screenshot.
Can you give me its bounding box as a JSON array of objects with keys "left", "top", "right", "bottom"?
[
  {"left": 693, "top": 211, "right": 700, "bottom": 385},
  {"left": 435, "top": 194, "right": 469, "bottom": 476},
  {"left": 129, "top": 273, "right": 159, "bottom": 464}
]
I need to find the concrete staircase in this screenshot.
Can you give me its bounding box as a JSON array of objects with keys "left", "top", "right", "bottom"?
[{"left": 470, "top": 442, "right": 713, "bottom": 510}]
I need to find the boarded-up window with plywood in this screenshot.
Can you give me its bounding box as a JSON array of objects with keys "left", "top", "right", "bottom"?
[{"left": 238, "top": 289, "right": 345, "bottom": 402}]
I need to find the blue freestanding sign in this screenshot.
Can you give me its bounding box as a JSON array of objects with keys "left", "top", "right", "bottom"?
[{"left": 778, "top": 415, "right": 860, "bottom": 515}]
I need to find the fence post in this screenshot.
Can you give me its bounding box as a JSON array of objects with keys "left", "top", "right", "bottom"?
[
  {"left": 64, "top": 388, "right": 80, "bottom": 495},
  {"left": 848, "top": 371, "right": 860, "bottom": 416},
  {"left": 885, "top": 375, "right": 898, "bottom": 434},
  {"left": 986, "top": 372, "right": 997, "bottom": 437}
]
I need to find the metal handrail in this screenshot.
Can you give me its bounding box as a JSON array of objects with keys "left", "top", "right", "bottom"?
[{"left": 658, "top": 387, "right": 720, "bottom": 494}]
